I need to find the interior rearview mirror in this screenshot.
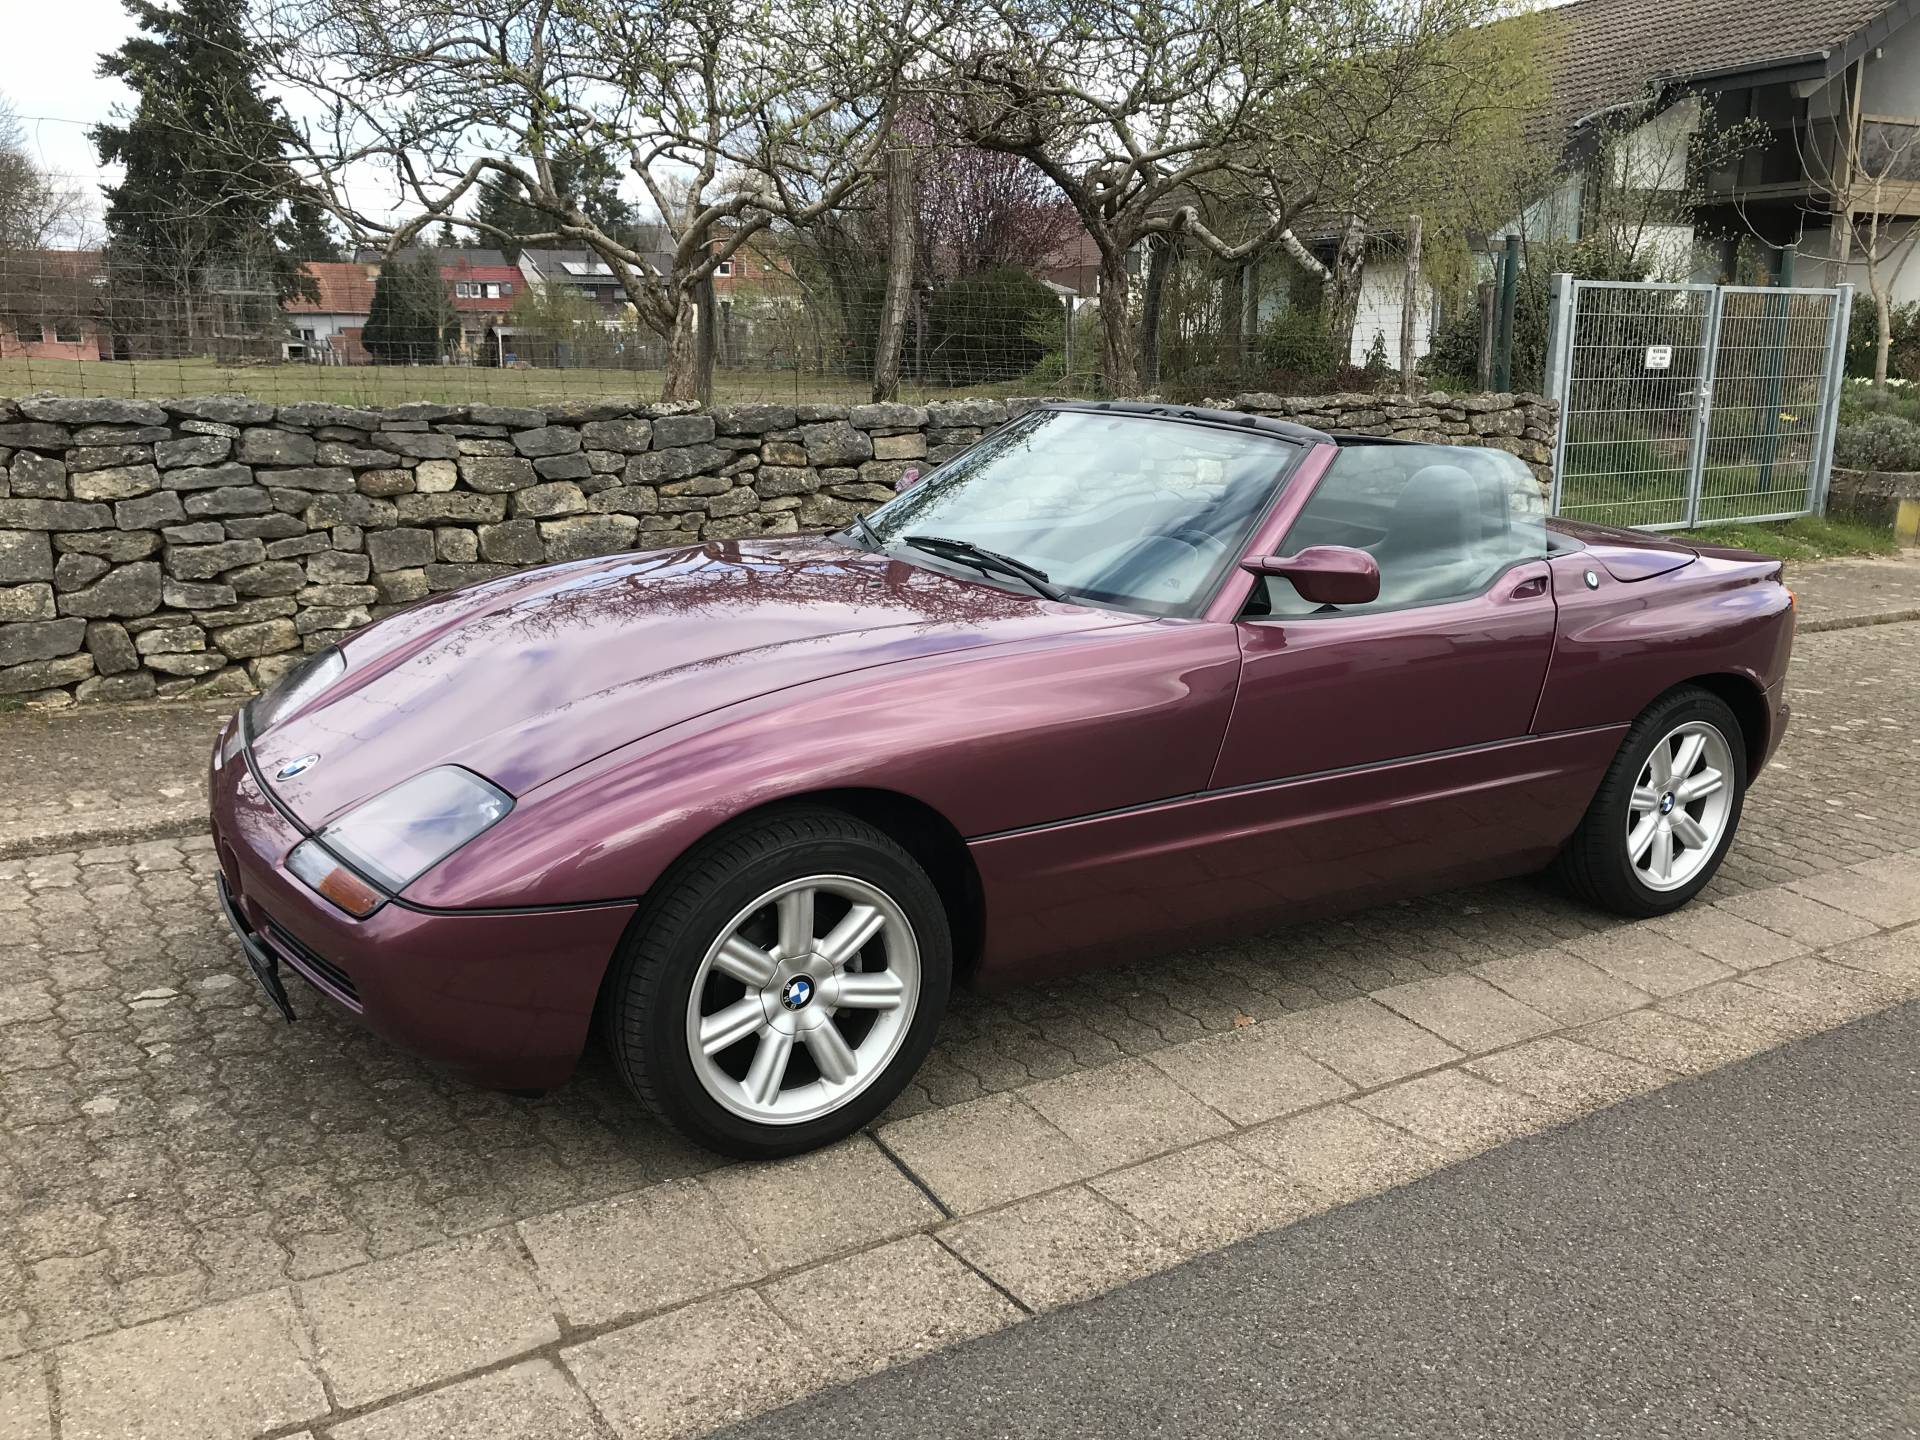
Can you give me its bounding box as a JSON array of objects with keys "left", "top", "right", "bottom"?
[{"left": 1241, "top": 545, "right": 1380, "bottom": 606}]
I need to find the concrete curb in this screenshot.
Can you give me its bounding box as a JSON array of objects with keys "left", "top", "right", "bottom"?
[
  {"left": 0, "top": 802, "right": 208, "bottom": 861},
  {"left": 1798, "top": 605, "right": 1920, "bottom": 634}
]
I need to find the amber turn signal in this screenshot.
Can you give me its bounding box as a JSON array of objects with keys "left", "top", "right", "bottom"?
[{"left": 287, "top": 840, "right": 384, "bottom": 917}]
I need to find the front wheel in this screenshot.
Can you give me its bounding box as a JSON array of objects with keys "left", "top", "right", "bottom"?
[
  {"left": 604, "top": 807, "right": 951, "bottom": 1158},
  {"left": 1556, "top": 686, "right": 1748, "bottom": 918}
]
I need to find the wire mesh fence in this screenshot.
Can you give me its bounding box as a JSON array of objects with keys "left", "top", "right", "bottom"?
[
  {"left": 0, "top": 246, "right": 1123, "bottom": 406},
  {"left": 1545, "top": 276, "right": 1850, "bottom": 530}
]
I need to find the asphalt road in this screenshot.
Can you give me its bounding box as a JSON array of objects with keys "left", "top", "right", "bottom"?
[{"left": 727, "top": 1002, "right": 1920, "bottom": 1440}]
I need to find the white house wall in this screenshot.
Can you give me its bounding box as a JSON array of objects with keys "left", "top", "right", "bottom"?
[{"left": 1348, "top": 255, "right": 1430, "bottom": 367}]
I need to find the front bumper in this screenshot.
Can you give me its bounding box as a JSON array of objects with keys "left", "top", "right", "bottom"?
[{"left": 207, "top": 715, "right": 637, "bottom": 1090}]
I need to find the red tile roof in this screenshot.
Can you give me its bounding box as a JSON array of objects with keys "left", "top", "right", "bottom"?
[{"left": 286, "top": 262, "right": 381, "bottom": 316}]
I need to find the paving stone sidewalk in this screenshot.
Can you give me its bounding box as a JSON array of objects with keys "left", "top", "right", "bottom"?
[
  {"left": 1785, "top": 551, "right": 1920, "bottom": 631},
  {"left": 1, "top": 597, "right": 1919, "bottom": 1438}
]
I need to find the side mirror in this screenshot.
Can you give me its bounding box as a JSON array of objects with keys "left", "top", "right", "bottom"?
[{"left": 1241, "top": 545, "right": 1380, "bottom": 606}]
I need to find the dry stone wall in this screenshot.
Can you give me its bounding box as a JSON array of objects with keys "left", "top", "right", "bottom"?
[{"left": 0, "top": 389, "right": 1557, "bottom": 706}]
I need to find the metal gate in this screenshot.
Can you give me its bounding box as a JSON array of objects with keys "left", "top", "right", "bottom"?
[{"left": 1543, "top": 276, "right": 1852, "bottom": 530}]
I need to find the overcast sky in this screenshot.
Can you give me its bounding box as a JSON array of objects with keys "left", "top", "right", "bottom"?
[{"left": 10, "top": 0, "right": 138, "bottom": 217}]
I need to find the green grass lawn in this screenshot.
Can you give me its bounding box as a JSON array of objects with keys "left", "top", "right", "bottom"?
[
  {"left": 0, "top": 355, "right": 1043, "bottom": 408},
  {"left": 1681, "top": 515, "right": 1899, "bottom": 563}
]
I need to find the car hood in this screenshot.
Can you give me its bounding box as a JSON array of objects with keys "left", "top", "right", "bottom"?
[
  {"left": 1547, "top": 518, "right": 1697, "bottom": 582},
  {"left": 251, "top": 538, "right": 1120, "bottom": 827}
]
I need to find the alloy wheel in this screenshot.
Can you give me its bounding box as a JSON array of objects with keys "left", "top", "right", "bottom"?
[
  {"left": 683, "top": 875, "right": 920, "bottom": 1125},
  {"left": 1626, "top": 719, "right": 1735, "bottom": 892}
]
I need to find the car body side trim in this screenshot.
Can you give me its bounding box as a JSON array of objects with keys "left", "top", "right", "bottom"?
[{"left": 965, "top": 725, "right": 1622, "bottom": 843}]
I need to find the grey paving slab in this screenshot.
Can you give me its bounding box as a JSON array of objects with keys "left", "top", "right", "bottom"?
[
  {"left": 1351, "top": 1071, "right": 1564, "bottom": 1157},
  {"left": 1090, "top": 1140, "right": 1324, "bottom": 1253},
  {"left": 1265, "top": 999, "right": 1465, "bottom": 1088},
  {"left": 876, "top": 1093, "right": 1097, "bottom": 1215},
  {"left": 1144, "top": 1024, "right": 1353, "bottom": 1127},
  {"left": 54, "top": 1290, "right": 324, "bottom": 1440},
  {"left": 940, "top": 1187, "right": 1179, "bottom": 1313},
  {"left": 1558, "top": 927, "right": 1735, "bottom": 996},
  {"left": 759, "top": 1235, "right": 1020, "bottom": 1379},
  {"left": 1825, "top": 926, "right": 1920, "bottom": 987},
  {"left": 1718, "top": 889, "right": 1879, "bottom": 948},
  {"left": 1737, "top": 956, "right": 1912, "bottom": 1022},
  {"left": 0, "top": 701, "right": 233, "bottom": 859},
  {"left": 1465, "top": 1037, "right": 1674, "bottom": 1115},
  {"left": 1657, "top": 982, "right": 1823, "bottom": 1047},
  {"left": 1018, "top": 1058, "right": 1233, "bottom": 1170},
  {"left": 1230, "top": 1104, "right": 1451, "bottom": 1206},
  {"left": 1372, "top": 974, "right": 1557, "bottom": 1053},
  {"left": 519, "top": 1178, "right": 764, "bottom": 1329},
  {"left": 1786, "top": 868, "right": 1920, "bottom": 928},
  {"left": 1571, "top": 1008, "right": 1771, "bottom": 1075},
  {"left": 328, "top": 1360, "right": 604, "bottom": 1440},
  {"left": 700, "top": 1137, "right": 941, "bottom": 1274},
  {"left": 0, "top": 1358, "right": 49, "bottom": 1440},
  {"left": 562, "top": 1290, "right": 807, "bottom": 1440},
  {"left": 296, "top": 1230, "right": 560, "bottom": 1409},
  {"left": 1645, "top": 905, "right": 1808, "bottom": 970},
  {"left": 1472, "top": 949, "right": 1655, "bottom": 1025}
]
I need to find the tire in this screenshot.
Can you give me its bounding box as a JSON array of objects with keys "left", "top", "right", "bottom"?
[
  {"left": 1556, "top": 685, "right": 1748, "bottom": 918},
  {"left": 604, "top": 806, "right": 951, "bottom": 1159}
]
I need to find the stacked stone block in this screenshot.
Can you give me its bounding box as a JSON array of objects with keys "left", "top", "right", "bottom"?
[{"left": 0, "top": 390, "right": 1557, "bottom": 705}]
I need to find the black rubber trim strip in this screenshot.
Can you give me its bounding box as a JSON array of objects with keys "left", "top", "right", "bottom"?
[{"left": 965, "top": 723, "right": 1626, "bottom": 844}]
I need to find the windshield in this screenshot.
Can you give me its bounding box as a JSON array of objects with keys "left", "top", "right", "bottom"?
[{"left": 851, "top": 409, "right": 1301, "bottom": 617}]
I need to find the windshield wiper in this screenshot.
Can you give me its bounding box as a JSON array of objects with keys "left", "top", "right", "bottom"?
[
  {"left": 902, "top": 534, "right": 1064, "bottom": 601},
  {"left": 841, "top": 511, "right": 883, "bottom": 550}
]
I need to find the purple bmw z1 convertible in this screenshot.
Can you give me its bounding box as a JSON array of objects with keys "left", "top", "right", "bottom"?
[{"left": 210, "top": 401, "right": 1794, "bottom": 1156}]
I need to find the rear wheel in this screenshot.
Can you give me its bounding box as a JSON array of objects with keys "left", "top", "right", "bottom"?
[
  {"left": 1557, "top": 686, "right": 1747, "bottom": 918},
  {"left": 604, "top": 807, "right": 950, "bottom": 1158}
]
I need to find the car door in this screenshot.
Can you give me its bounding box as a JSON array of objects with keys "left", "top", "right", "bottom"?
[{"left": 1206, "top": 444, "right": 1570, "bottom": 909}]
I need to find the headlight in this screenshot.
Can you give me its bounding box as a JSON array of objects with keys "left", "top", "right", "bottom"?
[
  {"left": 250, "top": 648, "right": 345, "bottom": 733},
  {"left": 288, "top": 767, "right": 513, "bottom": 914}
]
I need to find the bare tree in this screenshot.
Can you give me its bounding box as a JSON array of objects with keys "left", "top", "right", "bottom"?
[
  {"left": 938, "top": 0, "right": 1315, "bottom": 395},
  {"left": 1799, "top": 63, "right": 1920, "bottom": 391},
  {"left": 1266, "top": 0, "right": 1544, "bottom": 357},
  {"left": 263, "top": 0, "right": 948, "bottom": 401},
  {"left": 0, "top": 95, "right": 89, "bottom": 252}
]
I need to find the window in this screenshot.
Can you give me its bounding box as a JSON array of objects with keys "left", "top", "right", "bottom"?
[
  {"left": 714, "top": 259, "right": 733, "bottom": 277},
  {"left": 454, "top": 282, "right": 472, "bottom": 298},
  {"left": 858, "top": 409, "right": 1300, "bottom": 618},
  {"left": 1250, "top": 443, "right": 1548, "bottom": 618},
  {"left": 499, "top": 282, "right": 513, "bottom": 296},
  {"left": 53, "top": 321, "right": 83, "bottom": 343}
]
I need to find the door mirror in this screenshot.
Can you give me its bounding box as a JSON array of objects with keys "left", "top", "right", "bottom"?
[{"left": 1241, "top": 545, "right": 1380, "bottom": 606}]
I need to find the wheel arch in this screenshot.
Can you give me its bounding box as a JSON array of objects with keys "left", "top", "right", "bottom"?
[
  {"left": 605, "top": 786, "right": 987, "bottom": 989},
  {"left": 1675, "top": 671, "right": 1770, "bottom": 779}
]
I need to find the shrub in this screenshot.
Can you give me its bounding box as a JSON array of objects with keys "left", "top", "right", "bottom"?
[
  {"left": 924, "top": 266, "right": 1060, "bottom": 384},
  {"left": 1834, "top": 412, "right": 1920, "bottom": 472},
  {"left": 1845, "top": 295, "right": 1920, "bottom": 383},
  {"left": 1256, "top": 308, "right": 1338, "bottom": 378}
]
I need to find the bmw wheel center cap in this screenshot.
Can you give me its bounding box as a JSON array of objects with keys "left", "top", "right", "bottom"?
[{"left": 781, "top": 976, "right": 814, "bottom": 1011}]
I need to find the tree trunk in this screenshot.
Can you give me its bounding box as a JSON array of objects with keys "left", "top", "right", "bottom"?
[
  {"left": 661, "top": 293, "right": 703, "bottom": 402},
  {"left": 1221, "top": 265, "right": 1243, "bottom": 359},
  {"left": 1876, "top": 285, "right": 1893, "bottom": 391},
  {"left": 1137, "top": 236, "right": 1176, "bottom": 384},
  {"left": 1240, "top": 258, "right": 1259, "bottom": 367},
  {"left": 1399, "top": 214, "right": 1423, "bottom": 397},
  {"left": 871, "top": 143, "right": 915, "bottom": 403},
  {"left": 1097, "top": 245, "right": 1140, "bottom": 396},
  {"left": 1324, "top": 213, "right": 1367, "bottom": 362}
]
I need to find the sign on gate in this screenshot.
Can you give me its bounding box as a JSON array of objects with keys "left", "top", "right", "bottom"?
[{"left": 1542, "top": 276, "right": 1852, "bottom": 531}]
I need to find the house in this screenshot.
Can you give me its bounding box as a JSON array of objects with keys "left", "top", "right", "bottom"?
[
  {"left": 283, "top": 261, "right": 380, "bottom": 365},
  {"left": 438, "top": 254, "right": 526, "bottom": 363},
  {"left": 1529, "top": 0, "right": 1919, "bottom": 298},
  {"left": 0, "top": 250, "right": 110, "bottom": 362}
]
